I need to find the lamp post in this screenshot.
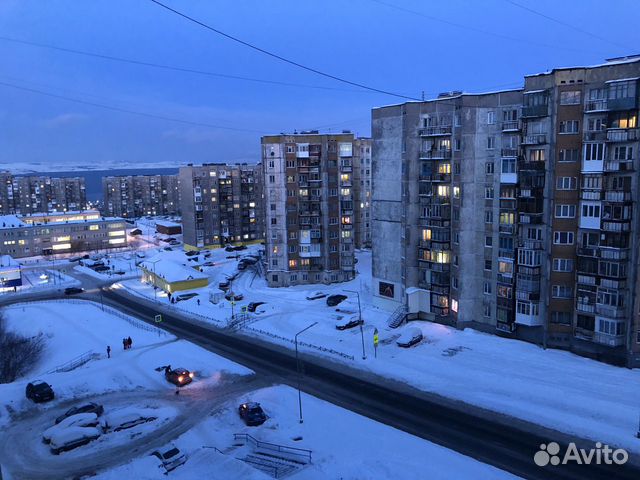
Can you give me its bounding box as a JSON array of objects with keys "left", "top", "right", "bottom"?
[
  {"left": 148, "top": 258, "right": 161, "bottom": 302},
  {"left": 345, "top": 289, "right": 366, "bottom": 360},
  {"left": 295, "top": 321, "right": 317, "bottom": 424}
]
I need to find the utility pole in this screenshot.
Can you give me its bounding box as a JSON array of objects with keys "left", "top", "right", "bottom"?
[
  {"left": 295, "top": 322, "right": 317, "bottom": 424},
  {"left": 346, "top": 289, "right": 366, "bottom": 360}
]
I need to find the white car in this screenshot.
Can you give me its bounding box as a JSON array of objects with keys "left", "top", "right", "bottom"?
[
  {"left": 100, "top": 410, "right": 157, "bottom": 432},
  {"left": 335, "top": 315, "right": 363, "bottom": 330},
  {"left": 152, "top": 443, "right": 187, "bottom": 472},
  {"left": 136, "top": 252, "right": 146, "bottom": 259},
  {"left": 49, "top": 426, "right": 101, "bottom": 455},
  {"left": 43, "top": 413, "right": 99, "bottom": 444},
  {"left": 306, "top": 291, "right": 327, "bottom": 300},
  {"left": 396, "top": 327, "right": 423, "bottom": 348}
]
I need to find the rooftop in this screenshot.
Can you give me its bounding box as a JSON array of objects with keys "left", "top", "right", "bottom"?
[{"left": 140, "top": 257, "right": 208, "bottom": 283}]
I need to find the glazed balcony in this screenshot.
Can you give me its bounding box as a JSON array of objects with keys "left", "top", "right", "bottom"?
[
  {"left": 502, "top": 120, "right": 521, "bottom": 132},
  {"left": 419, "top": 125, "right": 452, "bottom": 136},
  {"left": 521, "top": 134, "right": 547, "bottom": 145},
  {"left": 521, "top": 104, "right": 548, "bottom": 118},
  {"left": 419, "top": 149, "right": 452, "bottom": 160}
]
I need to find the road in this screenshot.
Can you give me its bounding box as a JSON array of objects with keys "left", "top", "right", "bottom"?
[{"left": 84, "top": 286, "right": 638, "bottom": 480}]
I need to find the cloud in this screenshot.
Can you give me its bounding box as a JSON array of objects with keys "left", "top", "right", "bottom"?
[{"left": 43, "top": 113, "right": 89, "bottom": 128}]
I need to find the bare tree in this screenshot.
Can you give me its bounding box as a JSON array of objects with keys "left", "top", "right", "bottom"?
[{"left": 0, "top": 312, "right": 45, "bottom": 383}]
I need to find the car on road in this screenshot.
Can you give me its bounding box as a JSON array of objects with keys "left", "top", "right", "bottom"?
[
  {"left": 218, "top": 280, "right": 231, "bottom": 291},
  {"left": 26, "top": 380, "right": 54, "bottom": 403},
  {"left": 135, "top": 252, "right": 146, "bottom": 258},
  {"left": 43, "top": 413, "right": 99, "bottom": 443},
  {"left": 225, "top": 292, "right": 244, "bottom": 301},
  {"left": 396, "top": 327, "right": 423, "bottom": 348},
  {"left": 335, "top": 315, "right": 363, "bottom": 331},
  {"left": 326, "top": 294, "right": 347, "bottom": 307},
  {"left": 100, "top": 410, "right": 157, "bottom": 432},
  {"left": 64, "top": 287, "right": 84, "bottom": 296},
  {"left": 238, "top": 402, "right": 267, "bottom": 426},
  {"left": 202, "top": 261, "right": 215, "bottom": 267},
  {"left": 175, "top": 292, "right": 198, "bottom": 302},
  {"left": 163, "top": 247, "right": 173, "bottom": 251},
  {"left": 241, "top": 257, "right": 258, "bottom": 265},
  {"left": 164, "top": 366, "right": 194, "bottom": 387},
  {"left": 112, "top": 270, "right": 126, "bottom": 275},
  {"left": 233, "top": 245, "right": 248, "bottom": 251},
  {"left": 306, "top": 291, "right": 327, "bottom": 300},
  {"left": 247, "top": 302, "right": 265, "bottom": 312},
  {"left": 68, "top": 256, "right": 83, "bottom": 262},
  {"left": 152, "top": 443, "right": 187, "bottom": 473},
  {"left": 49, "top": 426, "right": 101, "bottom": 455},
  {"left": 55, "top": 402, "right": 104, "bottom": 425},
  {"left": 237, "top": 261, "right": 248, "bottom": 271},
  {"left": 93, "top": 266, "right": 110, "bottom": 272}
]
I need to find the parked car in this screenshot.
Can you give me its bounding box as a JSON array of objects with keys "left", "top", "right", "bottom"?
[
  {"left": 43, "top": 413, "right": 98, "bottom": 443},
  {"left": 218, "top": 281, "right": 231, "bottom": 291},
  {"left": 203, "top": 253, "right": 212, "bottom": 258},
  {"left": 100, "top": 410, "right": 157, "bottom": 432},
  {"left": 238, "top": 402, "right": 267, "bottom": 426},
  {"left": 93, "top": 266, "right": 110, "bottom": 272},
  {"left": 237, "top": 262, "right": 247, "bottom": 271},
  {"left": 234, "top": 245, "right": 248, "bottom": 251},
  {"left": 26, "top": 380, "right": 54, "bottom": 403},
  {"left": 135, "top": 252, "right": 146, "bottom": 258},
  {"left": 164, "top": 366, "right": 194, "bottom": 387},
  {"left": 175, "top": 292, "right": 198, "bottom": 302},
  {"left": 67, "top": 256, "right": 82, "bottom": 262},
  {"left": 326, "top": 294, "right": 348, "bottom": 307},
  {"left": 55, "top": 402, "right": 104, "bottom": 425},
  {"left": 168, "top": 240, "right": 180, "bottom": 246},
  {"left": 306, "top": 291, "right": 327, "bottom": 300},
  {"left": 241, "top": 257, "right": 258, "bottom": 265},
  {"left": 396, "top": 327, "right": 423, "bottom": 348},
  {"left": 335, "top": 315, "right": 363, "bottom": 331},
  {"left": 64, "top": 287, "right": 84, "bottom": 295},
  {"left": 151, "top": 443, "right": 187, "bottom": 473},
  {"left": 112, "top": 270, "right": 126, "bottom": 275},
  {"left": 163, "top": 247, "right": 173, "bottom": 251},
  {"left": 225, "top": 245, "right": 235, "bottom": 252},
  {"left": 130, "top": 228, "right": 142, "bottom": 236},
  {"left": 202, "top": 261, "right": 215, "bottom": 267},
  {"left": 49, "top": 426, "right": 101, "bottom": 455},
  {"left": 225, "top": 292, "right": 244, "bottom": 302},
  {"left": 247, "top": 302, "right": 265, "bottom": 313},
  {"left": 185, "top": 250, "right": 198, "bottom": 257}
]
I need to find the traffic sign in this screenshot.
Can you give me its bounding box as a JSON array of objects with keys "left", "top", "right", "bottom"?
[{"left": 154, "top": 314, "right": 162, "bottom": 323}]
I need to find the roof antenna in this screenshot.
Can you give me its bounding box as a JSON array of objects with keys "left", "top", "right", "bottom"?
[{"left": 421, "top": 91, "right": 425, "bottom": 101}]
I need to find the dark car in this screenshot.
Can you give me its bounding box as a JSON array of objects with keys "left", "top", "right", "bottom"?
[
  {"left": 164, "top": 366, "right": 194, "bottom": 387},
  {"left": 163, "top": 247, "right": 173, "bottom": 251},
  {"left": 237, "top": 262, "right": 248, "bottom": 271},
  {"left": 326, "top": 294, "right": 348, "bottom": 307},
  {"left": 241, "top": 257, "right": 258, "bottom": 265},
  {"left": 112, "top": 270, "right": 126, "bottom": 275},
  {"left": 225, "top": 292, "right": 244, "bottom": 301},
  {"left": 130, "top": 228, "right": 142, "bottom": 236},
  {"left": 234, "top": 245, "right": 248, "bottom": 251},
  {"left": 202, "top": 261, "right": 215, "bottom": 267},
  {"left": 185, "top": 250, "right": 199, "bottom": 257},
  {"left": 225, "top": 245, "right": 235, "bottom": 252},
  {"left": 55, "top": 402, "right": 104, "bottom": 425},
  {"left": 64, "top": 287, "right": 84, "bottom": 295},
  {"left": 26, "top": 380, "right": 54, "bottom": 403},
  {"left": 247, "top": 302, "right": 265, "bottom": 313},
  {"left": 175, "top": 292, "right": 198, "bottom": 302},
  {"left": 67, "top": 256, "right": 82, "bottom": 263},
  {"left": 238, "top": 402, "right": 267, "bottom": 426},
  {"left": 218, "top": 280, "right": 231, "bottom": 291},
  {"left": 93, "top": 266, "right": 110, "bottom": 272}
]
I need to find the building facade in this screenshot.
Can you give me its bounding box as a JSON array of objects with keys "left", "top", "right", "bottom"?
[
  {"left": 372, "top": 55, "right": 640, "bottom": 367},
  {"left": 354, "top": 137, "right": 372, "bottom": 248},
  {"left": 179, "top": 164, "right": 262, "bottom": 250},
  {"left": 262, "top": 132, "right": 358, "bottom": 287},
  {"left": 101, "top": 174, "right": 180, "bottom": 218},
  {"left": 0, "top": 210, "right": 127, "bottom": 258},
  {"left": 0, "top": 173, "right": 87, "bottom": 215}
]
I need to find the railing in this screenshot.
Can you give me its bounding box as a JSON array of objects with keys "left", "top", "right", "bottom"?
[
  {"left": 604, "top": 161, "right": 634, "bottom": 173},
  {"left": 419, "top": 149, "right": 452, "bottom": 160},
  {"left": 607, "top": 128, "right": 640, "bottom": 142},
  {"left": 521, "top": 134, "right": 547, "bottom": 145},
  {"left": 419, "top": 125, "right": 452, "bottom": 136},
  {"left": 46, "top": 350, "right": 97, "bottom": 374},
  {"left": 596, "top": 304, "right": 626, "bottom": 318},
  {"left": 584, "top": 99, "right": 608, "bottom": 112},
  {"left": 521, "top": 104, "right": 548, "bottom": 118},
  {"left": 233, "top": 433, "right": 312, "bottom": 463},
  {"left": 501, "top": 120, "right": 521, "bottom": 131},
  {"left": 500, "top": 148, "right": 519, "bottom": 157},
  {"left": 583, "top": 131, "right": 607, "bottom": 142}
]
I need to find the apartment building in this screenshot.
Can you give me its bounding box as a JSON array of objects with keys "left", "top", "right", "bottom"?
[
  {"left": 0, "top": 173, "right": 87, "bottom": 215},
  {"left": 261, "top": 132, "right": 358, "bottom": 287},
  {"left": 0, "top": 210, "right": 127, "bottom": 258},
  {"left": 179, "top": 163, "right": 262, "bottom": 250},
  {"left": 354, "top": 137, "right": 373, "bottom": 248},
  {"left": 372, "top": 55, "right": 640, "bottom": 367},
  {"left": 102, "top": 174, "right": 180, "bottom": 218}
]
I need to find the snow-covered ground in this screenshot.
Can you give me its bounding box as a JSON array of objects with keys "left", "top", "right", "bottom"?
[
  {"left": 0, "top": 299, "right": 517, "bottom": 479},
  {"left": 116, "top": 247, "right": 640, "bottom": 456},
  {"left": 0, "top": 269, "right": 80, "bottom": 297}
]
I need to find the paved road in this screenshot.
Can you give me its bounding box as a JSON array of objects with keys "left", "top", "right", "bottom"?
[{"left": 93, "top": 287, "right": 640, "bottom": 480}]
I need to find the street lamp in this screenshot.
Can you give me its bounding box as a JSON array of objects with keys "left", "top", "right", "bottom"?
[
  {"left": 295, "top": 321, "right": 317, "bottom": 424},
  {"left": 148, "top": 258, "right": 162, "bottom": 302},
  {"left": 345, "top": 289, "right": 366, "bottom": 360}
]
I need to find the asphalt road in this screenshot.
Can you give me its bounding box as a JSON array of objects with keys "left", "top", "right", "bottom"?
[{"left": 96, "top": 288, "right": 640, "bottom": 480}]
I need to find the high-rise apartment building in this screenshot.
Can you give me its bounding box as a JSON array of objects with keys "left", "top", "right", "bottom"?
[
  {"left": 179, "top": 163, "right": 262, "bottom": 250},
  {"left": 262, "top": 132, "right": 358, "bottom": 287},
  {"left": 372, "top": 55, "right": 640, "bottom": 367},
  {"left": 354, "top": 137, "right": 373, "bottom": 248},
  {"left": 0, "top": 173, "right": 87, "bottom": 215},
  {"left": 101, "top": 174, "right": 180, "bottom": 218}
]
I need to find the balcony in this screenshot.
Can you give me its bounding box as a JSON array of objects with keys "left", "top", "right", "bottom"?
[
  {"left": 517, "top": 159, "right": 545, "bottom": 171},
  {"left": 502, "top": 120, "right": 521, "bottom": 132},
  {"left": 521, "top": 134, "right": 547, "bottom": 145},
  {"left": 599, "top": 248, "right": 629, "bottom": 261},
  {"left": 602, "top": 220, "right": 631, "bottom": 232},
  {"left": 498, "top": 224, "right": 515, "bottom": 234},
  {"left": 518, "top": 213, "right": 543, "bottom": 224},
  {"left": 501, "top": 148, "right": 519, "bottom": 158},
  {"left": 419, "top": 173, "right": 451, "bottom": 183},
  {"left": 574, "top": 327, "right": 594, "bottom": 341},
  {"left": 498, "top": 249, "right": 515, "bottom": 259},
  {"left": 497, "top": 273, "right": 514, "bottom": 285},
  {"left": 500, "top": 172, "right": 518, "bottom": 184},
  {"left": 584, "top": 99, "right": 608, "bottom": 112},
  {"left": 419, "top": 125, "right": 452, "bottom": 136},
  {"left": 594, "top": 332, "right": 625, "bottom": 347},
  {"left": 419, "top": 240, "right": 451, "bottom": 250},
  {"left": 521, "top": 239, "right": 543, "bottom": 250},
  {"left": 515, "top": 310, "right": 543, "bottom": 327},
  {"left": 607, "top": 96, "right": 637, "bottom": 111},
  {"left": 581, "top": 190, "right": 603, "bottom": 201},
  {"left": 576, "top": 302, "right": 596, "bottom": 314},
  {"left": 583, "top": 131, "right": 607, "bottom": 142},
  {"left": 521, "top": 105, "right": 548, "bottom": 118},
  {"left": 607, "top": 128, "right": 640, "bottom": 142},
  {"left": 604, "top": 161, "right": 634, "bottom": 173},
  {"left": 604, "top": 191, "right": 632, "bottom": 203},
  {"left": 596, "top": 304, "right": 626, "bottom": 319},
  {"left": 419, "top": 149, "right": 452, "bottom": 160}
]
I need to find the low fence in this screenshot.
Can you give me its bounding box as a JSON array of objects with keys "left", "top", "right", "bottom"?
[
  {"left": 46, "top": 350, "right": 97, "bottom": 374},
  {"left": 234, "top": 433, "right": 312, "bottom": 463}
]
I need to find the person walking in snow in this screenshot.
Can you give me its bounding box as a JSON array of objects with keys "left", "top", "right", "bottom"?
[
  {"left": 107, "top": 345, "right": 111, "bottom": 358},
  {"left": 122, "top": 338, "right": 127, "bottom": 350},
  {"left": 127, "top": 336, "right": 133, "bottom": 349},
  {"left": 197, "top": 299, "right": 200, "bottom": 306}
]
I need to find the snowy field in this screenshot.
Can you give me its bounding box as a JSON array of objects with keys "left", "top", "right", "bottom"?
[
  {"left": 0, "top": 300, "right": 518, "bottom": 479},
  {"left": 117, "top": 247, "right": 640, "bottom": 456}
]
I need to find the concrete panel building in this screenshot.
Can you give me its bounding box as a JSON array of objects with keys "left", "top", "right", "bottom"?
[
  {"left": 0, "top": 210, "right": 127, "bottom": 258},
  {"left": 354, "top": 137, "right": 372, "bottom": 248},
  {"left": 102, "top": 174, "right": 180, "bottom": 218},
  {"left": 179, "top": 163, "right": 262, "bottom": 250},
  {"left": 0, "top": 173, "right": 87, "bottom": 215},
  {"left": 262, "top": 132, "right": 358, "bottom": 287},
  {"left": 371, "top": 55, "right": 640, "bottom": 367}
]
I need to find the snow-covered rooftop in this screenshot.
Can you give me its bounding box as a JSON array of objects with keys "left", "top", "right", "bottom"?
[{"left": 140, "top": 258, "right": 207, "bottom": 283}]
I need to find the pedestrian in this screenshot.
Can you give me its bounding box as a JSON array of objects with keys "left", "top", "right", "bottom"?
[
  {"left": 197, "top": 299, "right": 200, "bottom": 306},
  {"left": 122, "top": 338, "right": 127, "bottom": 350},
  {"left": 127, "top": 336, "right": 133, "bottom": 349},
  {"left": 106, "top": 345, "right": 111, "bottom": 358}
]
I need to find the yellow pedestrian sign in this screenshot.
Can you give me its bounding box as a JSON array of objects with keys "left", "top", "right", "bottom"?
[{"left": 373, "top": 328, "right": 379, "bottom": 358}]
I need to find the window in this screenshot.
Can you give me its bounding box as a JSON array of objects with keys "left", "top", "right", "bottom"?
[
  {"left": 551, "top": 311, "right": 572, "bottom": 325},
  {"left": 609, "top": 111, "right": 637, "bottom": 129},
  {"left": 268, "top": 160, "right": 275, "bottom": 168},
  {"left": 270, "top": 218, "right": 277, "bottom": 225},
  {"left": 559, "top": 120, "right": 579, "bottom": 134},
  {"left": 608, "top": 80, "right": 636, "bottom": 100},
  {"left": 271, "top": 259, "right": 278, "bottom": 267},
  {"left": 487, "top": 136, "right": 496, "bottom": 149},
  {"left": 552, "top": 285, "right": 573, "bottom": 298},
  {"left": 587, "top": 118, "right": 606, "bottom": 131},
  {"left": 484, "top": 303, "right": 491, "bottom": 317},
  {"left": 485, "top": 162, "right": 494, "bottom": 174},
  {"left": 597, "top": 318, "right": 625, "bottom": 336},
  {"left": 269, "top": 175, "right": 276, "bottom": 183},
  {"left": 452, "top": 277, "right": 458, "bottom": 289},
  {"left": 487, "top": 111, "right": 495, "bottom": 124},
  {"left": 485, "top": 187, "right": 494, "bottom": 199},
  {"left": 501, "top": 158, "right": 516, "bottom": 173},
  {"left": 553, "top": 258, "right": 574, "bottom": 272},
  {"left": 529, "top": 149, "right": 545, "bottom": 162},
  {"left": 584, "top": 143, "right": 605, "bottom": 161},
  {"left": 560, "top": 91, "right": 581, "bottom": 105},
  {"left": 558, "top": 148, "right": 579, "bottom": 162},
  {"left": 485, "top": 236, "right": 493, "bottom": 247},
  {"left": 556, "top": 177, "right": 577, "bottom": 190},
  {"left": 270, "top": 203, "right": 276, "bottom": 211},
  {"left": 553, "top": 231, "right": 574, "bottom": 245},
  {"left": 555, "top": 204, "right": 576, "bottom": 218},
  {"left": 613, "top": 145, "right": 633, "bottom": 160},
  {"left": 485, "top": 210, "right": 493, "bottom": 223},
  {"left": 581, "top": 203, "right": 601, "bottom": 219},
  {"left": 455, "top": 139, "right": 462, "bottom": 151},
  {"left": 484, "top": 259, "right": 492, "bottom": 271},
  {"left": 484, "top": 282, "right": 492, "bottom": 294}
]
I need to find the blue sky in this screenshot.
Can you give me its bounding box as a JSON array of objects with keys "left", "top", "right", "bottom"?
[{"left": 0, "top": 0, "right": 638, "bottom": 168}]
